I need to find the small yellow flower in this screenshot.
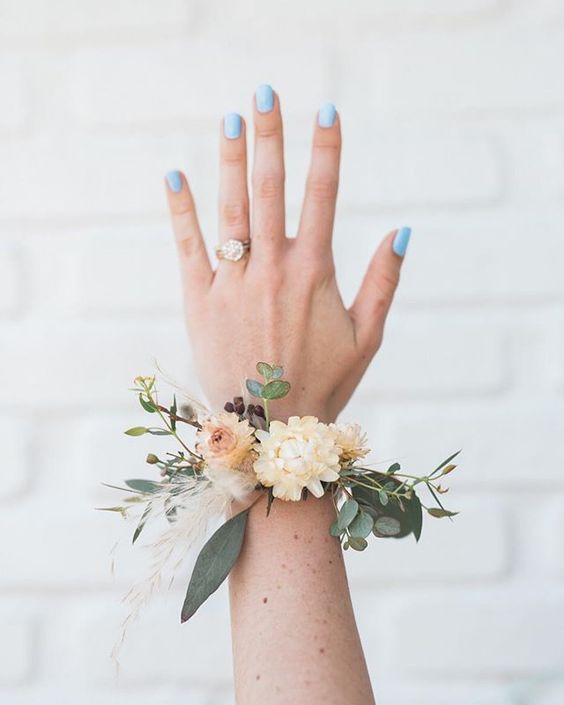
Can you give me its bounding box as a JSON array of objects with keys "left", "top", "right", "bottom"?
[{"left": 254, "top": 416, "right": 340, "bottom": 501}]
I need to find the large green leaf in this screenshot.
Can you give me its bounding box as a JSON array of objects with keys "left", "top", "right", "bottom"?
[
  {"left": 181, "top": 509, "right": 249, "bottom": 623},
  {"left": 405, "top": 493, "right": 423, "bottom": 542}
]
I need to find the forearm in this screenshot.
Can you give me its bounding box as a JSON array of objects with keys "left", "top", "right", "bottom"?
[{"left": 229, "top": 494, "right": 375, "bottom": 705}]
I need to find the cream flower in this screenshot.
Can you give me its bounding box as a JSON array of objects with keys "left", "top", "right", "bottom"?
[
  {"left": 196, "top": 412, "right": 256, "bottom": 469},
  {"left": 331, "top": 422, "right": 370, "bottom": 464},
  {"left": 254, "top": 416, "right": 341, "bottom": 501}
]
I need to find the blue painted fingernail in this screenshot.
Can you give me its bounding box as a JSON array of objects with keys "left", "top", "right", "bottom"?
[
  {"left": 256, "top": 84, "right": 274, "bottom": 113},
  {"left": 318, "top": 102, "right": 337, "bottom": 128},
  {"left": 393, "top": 226, "right": 412, "bottom": 256},
  {"left": 166, "top": 170, "right": 182, "bottom": 193},
  {"left": 224, "top": 112, "right": 242, "bottom": 139}
]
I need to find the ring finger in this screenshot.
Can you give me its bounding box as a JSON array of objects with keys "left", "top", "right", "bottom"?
[{"left": 218, "top": 112, "right": 250, "bottom": 270}]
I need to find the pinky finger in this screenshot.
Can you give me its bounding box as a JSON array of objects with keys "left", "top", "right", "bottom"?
[
  {"left": 349, "top": 227, "right": 411, "bottom": 351},
  {"left": 165, "top": 170, "right": 213, "bottom": 300}
]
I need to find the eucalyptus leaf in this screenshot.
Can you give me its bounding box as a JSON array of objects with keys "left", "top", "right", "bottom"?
[
  {"left": 337, "top": 498, "right": 359, "bottom": 530},
  {"left": 181, "top": 509, "right": 249, "bottom": 623},
  {"left": 270, "top": 366, "right": 284, "bottom": 379},
  {"left": 349, "top": 511, "right": 374, "bottom": 539},
  {"left": 148, "top": 429, "right": 172, "bottom": 436},
  {"left": 261, "top": 380, "right": 291, "bottom": 400},
  {"left": 329, "top": 520, "right": 343, "bottom": 537},
  {"left": 373, "top": 516, "right": 402, "bottom": 537},
  {"left": 378, "top": 490, "right": 389, "bottom": 506},
  {"left": 124, "top": 426, "right": 148, "bottom": 436},
  {"left": 348, "top": 536, "right": 368, "bottom": 551},
  {"left": 139, "top": 395, "right": 156, "bottom": 413},
  {"left": 427, "top": 507, "right": 459, "bottom": 518},
  {"left": 387, "top": 462, "right": 400, "bottom": 474},
  {"left": 125, "top": 479, "right": 161, "bottom": 494},
  {"left": 246, "top": 379, "right": 264, "bottom": 398},
  {"left": 256, "top": 362, "right": 273, "bottom": 379}
]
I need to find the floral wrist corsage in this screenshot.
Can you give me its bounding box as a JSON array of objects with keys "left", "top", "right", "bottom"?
[{"left": 102, "top": 363, "right": 459, "bottom": 635}]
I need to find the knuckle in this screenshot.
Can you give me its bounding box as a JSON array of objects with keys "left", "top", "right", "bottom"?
[
  {"left": 256, "top": 125, "right": 281, "bottom": 140},
  {"left": 306, "top": 176, "right": 338, "bottom": 203},
  {"left": 221, "top": 201, "right": 248, "bottom": 229},
  {"left": 253, "top": 172, "right": 284, "bottom": 200},
  {"left": 221, "top": 150, "right": 245, "bottom": 166},
  {"left": 170, "top": 198, "right": 195, "bottom": 217},
  {"left": 176, "top": 233, "right": 201, "bottom": 260}
]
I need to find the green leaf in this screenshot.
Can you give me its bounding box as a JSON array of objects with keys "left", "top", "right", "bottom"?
[
  {"left": 139, "top": 395, "right": 156, "bottom": 413},
  {"left": 261, "top": 380, "right": 291, "bottom": 400},
  {"left": 147, "top": 429, "right": 172, "bottom": 436},
  {"left": 337, "top": 498, "right": 359, "bottom": 530},
  {"left": 387, "top": 462, "right": 400, "bottom": 474},
  {"left": 432, "top": 450, "right": 461, "bottom": 476},
  {"left": 171, "top": 394, "right": 177, "bottom": 432},
  {"left": 349, "top": 511, "right": 374, "bottom": 539},
  {"left": 124, "top": 479, "right": 161, "bottom": 494},
  {"left": 378, "top": 490, "right": 389, "bottom": 506},
  {"left": 427, "top": 507, "right": 459, "bottom": 518},
  {"left": 348, "top": 536, "right": 368, "bottom": 551},
  {"left": 266, "top": 487, "right": 275, "bottom": 517},
  {"left": 132, "top": 504, "right": 152, "bottom": 544},
  {"left": 246, "top": 379, "right": 264, "bottom": 398},
  {"left": 256, "top": 362, "right": 273, "bottom": 380},
  {"left": 124, "top": 426, "right": 148, "bottom": 436},
  {"left": 405, "top": 493, "right": 423, "bottom": 542},
  {"left": 181, "top": 509, "right": 249, "bottom": 623},
  {"left": 329, "top": 520, "right": 342, "bottom": 537},
  {"left": 373, "top": 516, "right": 402, "bottom": 537},
  {"left": 270, "top": 366, "right": 284, "bottom": 379}
]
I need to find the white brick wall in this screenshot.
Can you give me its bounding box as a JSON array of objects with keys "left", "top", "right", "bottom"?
[{"left": 1, "top": 1, "right": 563, "bottom": 703}]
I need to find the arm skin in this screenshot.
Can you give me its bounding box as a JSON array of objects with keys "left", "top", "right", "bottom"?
[
  {"left": 165, "top": 86, "right": 409, "bottom": 704},
  {"left": 229, "top": 495, "right": 375, "bottom": 705}
]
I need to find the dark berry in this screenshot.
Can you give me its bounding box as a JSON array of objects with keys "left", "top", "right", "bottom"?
[
  {"left": 224, "top": 401, "right": 235, "bottom": 413},
  {"left": 254, "top": 405, "right": 265, "bottom": 418}
]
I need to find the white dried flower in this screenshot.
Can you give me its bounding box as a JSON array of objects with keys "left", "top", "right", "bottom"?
[
  {"left": 331, "top": 422, "right": 370, "bottom": 464},
  {"left": 254, "top": 416, "right": 340, "bottom": 501}
]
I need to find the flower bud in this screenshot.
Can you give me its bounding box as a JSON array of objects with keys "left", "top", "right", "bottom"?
[
  {"left": 234, "top": 402, "right": 245, "bottom": 415},
  {"left": 254, "top": 405, "right": 265, "bottom": 418},
  {"left": 146, "top": 453, "right": 159, "bottom": 464},
  {"left": 224, "top": 401, "right": 235, "bottom": 413},
  {"left": 247, "top": 404, "right": 256, "bottom": 415},
  {"left": 233, "top": 396, "right": 244, "bottom": 405}
]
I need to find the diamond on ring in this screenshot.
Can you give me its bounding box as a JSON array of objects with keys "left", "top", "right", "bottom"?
[{"left": 215, "top": 238, "right": 251, "bottom": 262}]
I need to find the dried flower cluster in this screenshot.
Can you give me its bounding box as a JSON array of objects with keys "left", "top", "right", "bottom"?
[{"left": 102, "top": 363, "right": 460, "bottom": 625}]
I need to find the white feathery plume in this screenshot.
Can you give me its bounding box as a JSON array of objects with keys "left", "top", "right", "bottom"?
[{"left": 112, "top": 472, "right": 238, "bottom": 664}]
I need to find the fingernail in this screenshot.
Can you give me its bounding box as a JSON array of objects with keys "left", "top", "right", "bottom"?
[
  {"left": 393, "top": 226, "right": 412, "bottom": 257},
  {"left": 166, "top": 170, "right": 182, "bottom": 193},
  {"left": 224, "top": 112, "right": 242, "bottom": 139},
  {"left": 256, "top": 84, "right": 274, "bottom": 113},
  {"left": 318, "top": 102, "right": 337, "bottom": 128}
]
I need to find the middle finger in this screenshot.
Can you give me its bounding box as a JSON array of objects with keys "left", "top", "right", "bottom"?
[{"left": 251, "top": 84, "right": 286, "bottom": 257}]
